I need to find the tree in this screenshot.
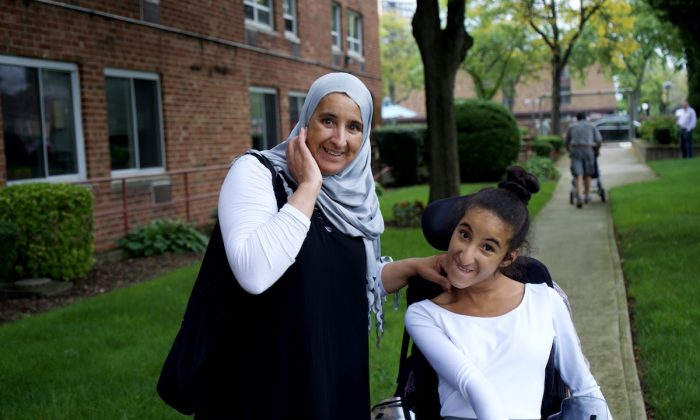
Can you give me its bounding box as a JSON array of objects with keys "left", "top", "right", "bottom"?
[
  {"left": 413, "top": 0, "right": 473, "bottom": 202},
  {"left": 591, "top": 0, "right": 682, "bottom": 120},
  {"left": 645, "top": 0, "right": 700, "bottom": 109},
  {"left": 461, "top": 2, "right": 545, "bottom": 106},
  {"left": 380, "top": 11, "right": 423, "bottom": 104},
  {"left": 518, "top": 0, "right": 606, "bottom": 135}
]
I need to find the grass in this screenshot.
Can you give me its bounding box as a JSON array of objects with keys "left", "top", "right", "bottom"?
[
  {"left": 609, "top": 158, "right": 700, "bottom": 418},
  {"left": 0, "top": 180, "right": 554, "bottom": 418},
  {"left": 0, "top": 266, "right": 197, "bottom": 419}
]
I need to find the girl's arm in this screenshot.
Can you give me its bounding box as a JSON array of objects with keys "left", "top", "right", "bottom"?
[{"left": 405, "top": 304, "right": 508, "bottom": 420}]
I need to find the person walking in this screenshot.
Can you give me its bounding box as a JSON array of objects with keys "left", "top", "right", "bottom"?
[
  {"left": 676, "top": 99, "right": 696, "bottom": 158},
  {"left": 566, "top": 112, "right": 602, "bottom": 208}
]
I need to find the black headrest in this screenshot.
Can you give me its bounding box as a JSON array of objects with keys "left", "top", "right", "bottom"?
[{"left": 421, "top": 195, "right": 469, "bottom": 251}]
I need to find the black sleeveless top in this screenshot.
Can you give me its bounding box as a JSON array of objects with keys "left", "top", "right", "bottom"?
[{"left": 194, "top": 161, "right": 370, "bottom": 419}]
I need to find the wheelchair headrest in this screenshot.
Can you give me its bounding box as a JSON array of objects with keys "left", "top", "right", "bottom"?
[{"left": 421, "top": 195, "right": 470, "bottom": 251}]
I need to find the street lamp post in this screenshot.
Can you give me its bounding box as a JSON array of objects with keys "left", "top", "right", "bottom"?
[{"left": 663, "top": 81, "right": 672, "bottom": 114}]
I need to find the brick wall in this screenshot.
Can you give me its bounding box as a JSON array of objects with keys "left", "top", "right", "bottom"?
[{"left": 0, "top": 0, "right": 381, "bottom": 251}]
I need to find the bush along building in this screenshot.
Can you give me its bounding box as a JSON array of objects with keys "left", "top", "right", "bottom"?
[{"left": 0, "top": 0, "right": 381, "bottom": 252}]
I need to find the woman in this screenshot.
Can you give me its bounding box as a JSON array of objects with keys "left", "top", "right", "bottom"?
[
  {"left": 405, "top": 167, "right": 610, "bottom": 420},
  {"left": 193, "top": 72, "right": 448, "bottom": 419}
]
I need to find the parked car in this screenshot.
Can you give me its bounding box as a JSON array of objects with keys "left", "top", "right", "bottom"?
[{"left": 593, "top": 115, "right": 641, "bottom": 142}]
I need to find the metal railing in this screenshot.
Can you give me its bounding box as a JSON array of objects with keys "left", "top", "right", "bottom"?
[{"left": 71, "top": 164, "right": 230, "bottom": 252}]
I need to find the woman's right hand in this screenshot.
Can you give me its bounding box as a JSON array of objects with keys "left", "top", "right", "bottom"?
[
  {"left": 287, "top": 127, "right": 322, "bottom": 190},
  {"left": 286, "top": 127, "right": 322, "bottom": 218}
]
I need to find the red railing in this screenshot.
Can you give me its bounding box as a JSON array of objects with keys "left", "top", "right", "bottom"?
[{"left": 71, "top": 165, "right": 230, "bottom": 252}]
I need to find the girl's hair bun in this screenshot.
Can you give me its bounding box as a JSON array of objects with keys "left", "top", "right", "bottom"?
[{"left": 497, "top": 166, "right": 540, "bottom": 204}]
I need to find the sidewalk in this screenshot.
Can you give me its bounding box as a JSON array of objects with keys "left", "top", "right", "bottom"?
[{"left": 529, "top": 143, "right": 656, "bottom": 420}]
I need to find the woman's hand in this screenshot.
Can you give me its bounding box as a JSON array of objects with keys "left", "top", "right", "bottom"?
[
  {"left": 287, "top": 127, "right": 322, "bottom": 190},
  {"left": 381, "top": 255, "right": 451, "bottom": 294},
  {"left": 286, "top": 128, "right": 322, "bottom": 218}
]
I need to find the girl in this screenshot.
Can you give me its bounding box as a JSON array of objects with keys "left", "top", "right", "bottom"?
[{"left": 405, "top": 167, "right": 610, "bottom": 420}]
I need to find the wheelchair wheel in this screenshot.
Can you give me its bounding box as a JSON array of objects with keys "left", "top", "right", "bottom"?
[
  {"left": 569, "top": 190, "right": 575, "bottom": 205},
  {"left": 600, "top": 188, "right": 607, "bottom": 203}
]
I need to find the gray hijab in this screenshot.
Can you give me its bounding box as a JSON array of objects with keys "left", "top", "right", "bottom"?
[{"left": 257, "top": 72, "right": 386, "bottom": 338}]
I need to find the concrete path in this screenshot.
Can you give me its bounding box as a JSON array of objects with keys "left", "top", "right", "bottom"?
[{"left": 529, "top": 142, "right": 657, "bottom": 420}]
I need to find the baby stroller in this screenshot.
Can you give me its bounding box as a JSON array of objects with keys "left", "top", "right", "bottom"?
[{"left": 569, "top": 153, "right": 606, "bottom": 205}]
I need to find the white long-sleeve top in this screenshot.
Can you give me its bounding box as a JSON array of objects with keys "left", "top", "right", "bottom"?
[
  {"left": 218, "top": 154, "right": 387, "bottom": 295},
  {"left": 677, "top": 106, "right": 697, "bottom": 131},
  {"left": 405, "top": 283, "right": 605, "bottom": 420}
]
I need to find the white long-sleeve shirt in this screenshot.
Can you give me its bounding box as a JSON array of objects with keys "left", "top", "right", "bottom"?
[
  {"left": 218, "top": 154, "right": 387, "bottom": 295},
  {"left": 405, "top": 283, "right": 605, "bottom": 420},
  {"left": 677, "top": 106, "right": 697, "bottom": 131}
]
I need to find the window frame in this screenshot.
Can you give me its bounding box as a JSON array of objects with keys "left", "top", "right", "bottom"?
[
  {"left": 0, "top": 55, "right": 86, "bottom": 184},
  {"left": 104, "top": 68, "right": 166, "bottom": 177},
  {"left": 283, "top": 0, "right": 299, "bottom": 41},
  {"left": 331, "top": 2, "right": 342, "bottom": 52},
  {"left": 288, "top": 90, "right": 307, "bottom": 130},
  {"left": 347, "top": 9, "right": 363, "bottom": 59},
  {"left": 244, "top": 0, "right": 274, "bottom": 32},
  {"left": 249, "top": 87, "right": 280, "bottom": 151}
]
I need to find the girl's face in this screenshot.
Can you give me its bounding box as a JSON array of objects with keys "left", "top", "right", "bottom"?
[
  {"left": 446, "top": 207, "right": 516, "bottom": 289},
  {"left": 305, "top": 93, "right": 364, "bottom": 176}
]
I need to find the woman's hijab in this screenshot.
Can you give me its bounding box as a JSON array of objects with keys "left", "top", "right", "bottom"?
[{"left": 257, "top": 72, "right": 386, "bottom": 339}]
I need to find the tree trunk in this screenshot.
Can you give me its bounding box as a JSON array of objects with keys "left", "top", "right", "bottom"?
[
  {"left": 550, "top": 55, "right": 563, "bottom": 135},
  {"left": 413, "top": 0, "right": 472, "bottom": 202}
]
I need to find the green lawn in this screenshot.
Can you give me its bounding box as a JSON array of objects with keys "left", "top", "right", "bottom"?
[
  {"left": 609, "top": 158, "right": 700, "bottom": 418},
  {"left": 0, "top": 180, "right": 554, "bottom": 418}
]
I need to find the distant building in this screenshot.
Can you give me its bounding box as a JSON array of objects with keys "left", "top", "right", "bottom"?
[
  {"left": 402, "top": 65, "right": 617, "bottom": 134},
  {"left": 0, "top": 0, "right": 380, "bottom": 250},
  {"left": 380, "top": 0, "right": 416, "bottom": 18}
]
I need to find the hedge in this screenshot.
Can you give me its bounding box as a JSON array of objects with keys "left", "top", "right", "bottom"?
[
  {"left": 375, "top": 124, "right": 428, "bottom": 187},
  {"left": 0, "top": 183, "right": 94, "bottom": 281},
  {"left": 455, "top": 99, "right": 521, "bottom": 182}
]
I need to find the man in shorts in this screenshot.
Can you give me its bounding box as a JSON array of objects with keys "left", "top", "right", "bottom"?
[{"left": 566, "top": 112, "right": 602, "bottom": 208}]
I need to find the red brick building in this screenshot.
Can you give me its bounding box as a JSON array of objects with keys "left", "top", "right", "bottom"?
[{"left": 0, "top": 0, "right": 381, "bottom": 251}]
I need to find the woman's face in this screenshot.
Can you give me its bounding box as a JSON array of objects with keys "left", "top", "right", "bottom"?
[
  {"left": 446, "top": 207, "right": 514, "bottom": 289},
  {"left": 305, "top": 93, "right": 364, "bottom": 176}
]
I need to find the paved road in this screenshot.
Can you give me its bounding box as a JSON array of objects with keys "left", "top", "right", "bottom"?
[{"left": 529, "top": 142, "right": 656, "bottom": 420}]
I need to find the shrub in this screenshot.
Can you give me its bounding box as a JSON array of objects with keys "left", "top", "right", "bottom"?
[
  {"left": 454, "top": 99, "right": 521, "bottom": 182},
  {"left": 519, "top": 156, "right": 560, "bottom": 182},
  {"left": 531, "top": 140, "right": 554, "bottom": 158},
  {"left": 392, "top": 201, "right": 425, "bottom": 228},
  {"left": 0, "top": 220, "right": 19, "bottom": 282},
  {"left": 375, "top": 124, "right": 428, "bottom": 187},
  {"left": 0, "top": 183, "right": 94, "bottom": 281},
  {"left": 640, "top": 116, "right": 678, "bottom": 144},
  {"left": 535, "top": 135, "right": 564, "bottom": 153},
  {"left": 118, "top": 219, "right": 208, "bottom": 258}
]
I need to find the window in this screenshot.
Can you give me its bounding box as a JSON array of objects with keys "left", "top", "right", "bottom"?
[
  {"left": 141, "top": 0, "right": 160, "bottom": 24},
  {"left": 249, "top": 88, "right": 279, "bottom": 150},
  {"left": 283, "top": 0, "right": 298, "bottom": 37},
  {"left": 560, "top": 67, "right": 571, "bottom": 105},
  {"left": 244, "top": 0, "right": 273, "bottom": 29},
  {"left": 331, "top": 2, "right": 341, "bottom": 51},
  {"left": 0, "top": 56, "right": 85, "bottom": 182},
  {"left": 347, "top": 10, "right": 363, "bottom": 57},
  {"left": 289, "top": 92, "right": 306, "bottom": 129},
  {"left": 105, "top": 69, "right": 164, "bottom": 173}
]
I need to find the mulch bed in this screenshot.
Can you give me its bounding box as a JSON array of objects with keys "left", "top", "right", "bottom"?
[{"left": 0, "top": 252, "right": 203, "bottom": 325}]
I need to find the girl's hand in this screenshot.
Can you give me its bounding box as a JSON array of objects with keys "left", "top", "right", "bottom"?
[{"left": 286, "top": 127, "right": 322, "bottom": 190}]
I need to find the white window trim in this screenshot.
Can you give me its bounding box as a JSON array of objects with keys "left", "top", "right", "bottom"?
[
  {"left": 249, "top": 86, "right": 279, "bottom": 150},
  {"left": 104, "top": 68, "right": 166, "bottom": 178},
  {"left": 331, "top": 2, "right": 342, "bottom": 53},
  {"left": 1, "top": 55, "right": 86, "bottom": 185},
  {"left": 283, "top": 0, "right": 299, "bottom": 41},
  {"left": 347, "top": 10, "right": 363, "bottom": 59},
  {"left": 244, "top": 0, "right": 274, "bottom": 32}
]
